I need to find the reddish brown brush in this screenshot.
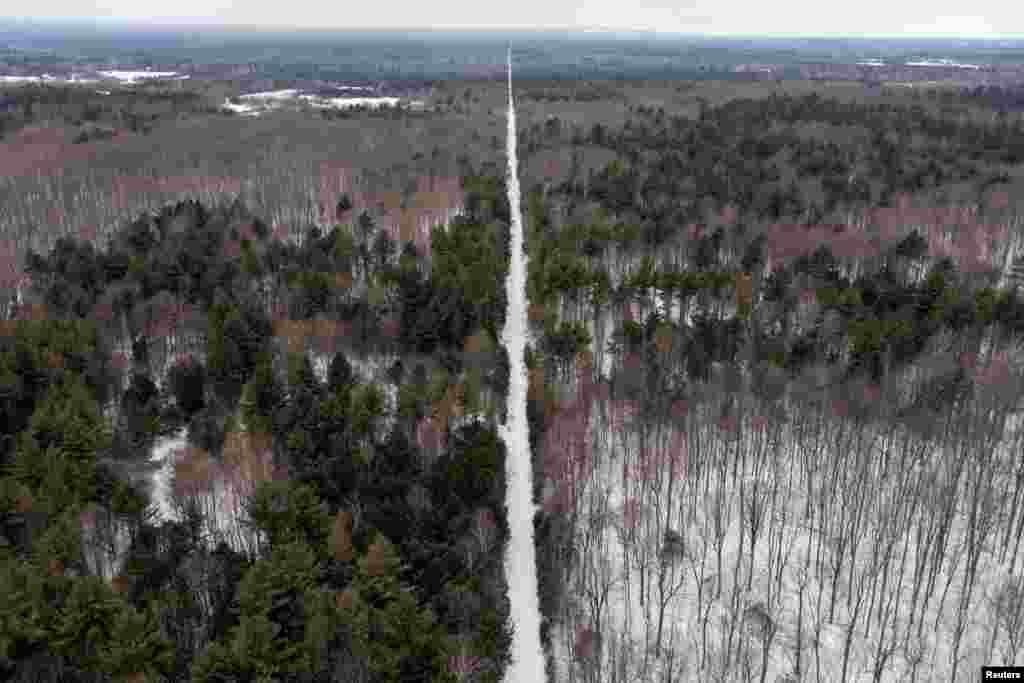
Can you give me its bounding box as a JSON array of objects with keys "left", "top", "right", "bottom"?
[
  {"left": 313, "top": 322, "right": 342, "bottom": 356},
  {"left": 331, "top": 509, "right": 354, "bottom": 563},
  {"left": 621, "top": 296, "right": 635, "bottom": 323},
  {"left": 623, "top": 351, "right": 643, "bottom": 377},
  {"left": 622, "top": 497, "right": 643, "bottom": 530},
  {"left": 543, "top": 480, "right": 574, "bottom": 515},
  {"left": 720, "top": 204, "right": 739, "bottom": 227},
  {"left": 990, "top": 189, "right": 1011, "bottom": 211},
  {"left": 668, "top": 430, "right": 688, "bottom": 479},
  {"left": 110, "top": 350, "right": 131, "bottom": 372},
  {"left": 448, "top": 654, "right": 482, "bottom": 679},
  {"left": 271, "top": 222, "right": 291, "bottom": 243},
  {"left": 172, "top": 446, "right": 217, "bottom": 500},
  {"left": 381, "top": 315, "right": 401, "bottom": 340},
  {"left": 0, "top": 240, "right": 22, "bottom": 293},
  {"left": 543, "top": 157, "right": 563, "bottom": 180},
  {"left": 766, "top": 223, "right": 814, "bottom": 264},
  {"left": 634, "top": 447, "right": 660, "bottom": 483},
  {"left": 831, "top": 396, "right": 851, "bottom": 419},
  {"left": 223, "top": 239, "right": 241, "bottom": 260},
  {"left": 416, "top": 416, "right": 443, "bottom": 453},
  {"left": 960, "top": 351, "right": 979, "bottom": 372},
  {"left": 79, "top": 504, "right": 99, "bottom": 534},
  {"left": 718, "top": 412, "right": 739, "bottom": 435},
  {"left": 609, "top": 398, "right": 638, "bottom": 433},
  {"left": 975, "top": 351, "right": 1014, "bottom": 387},
  {"left": 574, "top": 625, "right": 599, "bottom": 661},
  {"left": 221, "top": 430, "right": 286, "bottom": 511},
  {"left": 78, "top": 223, "right": 100, "bottom": 243}
]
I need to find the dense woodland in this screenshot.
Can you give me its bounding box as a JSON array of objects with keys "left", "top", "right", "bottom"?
[
  {"left": 3, "top": 74, "right": 1024, "bottom": 681},
  {"left": 1, "top": 169, "right": 515, "bottom": 681},
  {"left": 517, "top": 84, "right": 1024, "bottom": 680}
]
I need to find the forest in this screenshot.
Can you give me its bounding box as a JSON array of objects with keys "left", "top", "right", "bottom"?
[{"left": 3, "top": 72, "right": 1024, "bottom": 681}]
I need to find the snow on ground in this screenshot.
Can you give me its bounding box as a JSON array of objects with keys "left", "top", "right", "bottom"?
[
  {"left": 239, "top": 89, "right": 301, "bottom": 100},
  {"left": 98, "top": 70, "right": 181, "bottom": 82},
  {"left": 221, "top": 99, "right": 262, "bottom": 116},
  {"left": 149, "top": 427, "right": 191, "bottom": 524},
  {"left": 0, "top": 75, "right": 48, "bottom": 83},
  {"left": 298, "top": 95, "right": 400, "bottom": 109},
  {"left": 0, "top": 71, "right": 181, "bottom": 85},
  {"left": 502, "top": 48, "right": 548, "bottom": 683},
  {"left": 143, "top": 425, "right": 266, "bottom": 557},
  {"left": 308, "top": 348, "right": 401, "bottom": 440},
  {"left": 905, "top": 59, "right": 982, "bottom": 69},
  {"left": 223, "top": 91, "right": 402, "bottom": 117},
  {"left": 81, "top": 510, "right": 132, "bottom": 581},
  {"left": 544, "top": 351, "right": 1024, "bottom": 681}
]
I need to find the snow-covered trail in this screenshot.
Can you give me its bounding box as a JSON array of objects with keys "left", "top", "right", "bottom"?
[{"left": 501, "top": 47, "right": 548, "bottom": 683}]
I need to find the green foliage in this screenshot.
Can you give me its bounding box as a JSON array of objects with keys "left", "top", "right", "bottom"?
[
  {"left": 0, "top": 317, "right": 108, "bottom": 440},
  {"left": 622, "top": 319, "right": 645, "bottom": 348},
  {"left": 543, "top": 252, "right": 590, "bottom": 299},
  {"left": 431, "top": 217, "right": 505, "bottom": 310},
  {"left": 240, "top": 350, "right": 283, "bottom": 434},
  {"left": 2, "top": 194, "right": 515, "bottom": 683},
  {"left": 245, "top": 481, "right": 331, "bottom": 554},
  {"left": 343, "top": 533, "right": 453, "bottom": 683},
  {"left": 430, "top": 423, "right": 505, "bottom": 516},
  {"left": 350, "top": 383, "right": 385, "bottom": 441},
  {"left": 6, "top": 374, "right": 112, "bottom": 508},
  {"left": 588, "top": 269, "right": 611, "bottom": 308},
  {"left": 545, "top": 319, "right": 592, "bottom": 361},
  {"left": 332, "top": 224, "right": 356, "bottom": 270},
  {"left": 206, "top": 301, "right": 273, "bottom": 391},
  {"left": 0, "top": 565, "right": 174, "bottom": 681},
  {"left": 50, "top": 573, "right": 123, "bottom": 663},
  {"left": 848, "top": 316, "right": 914, "bottom": 356},
  {"left": 193, "top": 541, "right": 322, "bottom": 681},
  {"left": 397, "top": 380, "right": 426, "bottom": 423},
  {"left": 976, "top": 287, "right": 1002, "bottom": 325},
  {"left": 0, "top": 556, "right": 56, "bottom": 671}
]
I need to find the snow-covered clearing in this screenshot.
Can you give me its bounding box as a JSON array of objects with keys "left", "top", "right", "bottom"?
[
  {"left": 239, "top": 89, "right": 301, "bottom": 100},
  {"left": 224, "top": 91, "right": 402, "bottom": 117},
  {"left": 98, "top": 70, "right": 181, "bottom": 82},
  {"left": 298, "top": 95, "right": 400, "bottom": 109}
]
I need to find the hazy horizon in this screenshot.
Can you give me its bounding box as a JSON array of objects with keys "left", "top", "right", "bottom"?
[{"left": 3, "top": 7, "right": 1023, "bottom": 40}]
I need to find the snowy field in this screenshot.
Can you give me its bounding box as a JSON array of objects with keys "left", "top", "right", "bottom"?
[
  {"left": 98, "top": 70, "right": 183, "bottom": 82},
  {"left": 223, "top": 90, "right": 404, "bottom": 117}
]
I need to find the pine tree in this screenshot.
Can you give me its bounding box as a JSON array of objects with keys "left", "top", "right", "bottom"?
[
  {"left": 8, "top": 374, "right": 112, "bottom": 509},
  {"left": 192, "top": 541, "right": 322, "bottom": 681},
  {"left": 344, "top": 532, "right": 453, "bottom": 682}
]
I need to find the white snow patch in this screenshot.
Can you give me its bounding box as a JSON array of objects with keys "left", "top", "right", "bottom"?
[
  {"left": 905, "top": 59, "right": 982, "bottom": 69},
  {"left": 239, "top": 89, "right": 300, "bottom": 100},
  {"left": 298, "top": 95, "right": 400, "bottom": 109},
  {"left": 149, "top": 427, "right": 191, "bottom": 524},
  {"left": 99, "top": 70, "right": 181, "bottom": 82}
]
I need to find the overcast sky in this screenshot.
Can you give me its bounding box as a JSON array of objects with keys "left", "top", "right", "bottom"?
[{"left": 10, "top": 2, "right": 1024, "bottom": 38}]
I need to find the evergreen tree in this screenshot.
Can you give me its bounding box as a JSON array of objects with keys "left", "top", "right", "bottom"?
[{"left": 341, "top": 532, "right": 453, "bottom": 683}]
